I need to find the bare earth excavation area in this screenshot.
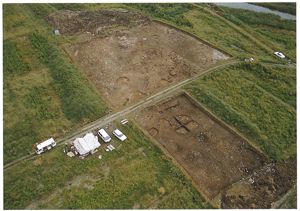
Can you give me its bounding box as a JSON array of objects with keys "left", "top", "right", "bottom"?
[
  {"left": 48, "top": 10, "right": 229, "bottom": 110},
  {"left": 134, "top": 94, "right": 266, "bottom": 200}
]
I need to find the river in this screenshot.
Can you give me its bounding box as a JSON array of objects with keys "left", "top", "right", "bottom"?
[{"left": 215, "top": 3, "right": 296, "bottom": 21}]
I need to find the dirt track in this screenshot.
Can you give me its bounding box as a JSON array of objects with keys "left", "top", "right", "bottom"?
[{"left": 134, "top": 94, "right": 266, "bottom": 199}]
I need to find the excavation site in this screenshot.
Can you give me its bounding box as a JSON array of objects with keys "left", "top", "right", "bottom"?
[{"left": 47, "top": 9, "right": 229, "bottom": 110}]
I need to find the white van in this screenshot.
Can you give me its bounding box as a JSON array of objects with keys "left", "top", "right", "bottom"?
[
  {"left": 98, "top": 128, "right": 111, "bottom": 143},
  {"left": 36, "top": 138, "right": 56, "bottom": 154}
]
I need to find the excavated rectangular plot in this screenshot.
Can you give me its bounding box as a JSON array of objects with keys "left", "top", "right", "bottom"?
[
  {"left": 134, "top": 94, "right": 266, "bottom": 199},
  {"left": 64, "top": 22, "right": 229, "bottom": 110}
]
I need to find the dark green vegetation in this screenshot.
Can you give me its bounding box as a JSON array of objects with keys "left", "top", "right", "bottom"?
[
  {"left": 29, "top": 33, "right": 108, "bottom": 122},
  {"left": 217, "top": 5, "right": 296, "bottom": 61},
  {"left": 4, "top": 122, "right": 212, "bottom": 209},
  {"left": 185, "top": 63, "right": 296, "bottom": 161},
  {"left": 251, "top": 3, "right": 296, "bottom": 15},
  {"left": 129, "top": 3, "right": 193, "bottom": 27},
  {"left": 3, "top": 4, "right": 108, "bottom": 163},
  {"left": 3, "top": 40, "right": 30, "bottom": 76}
]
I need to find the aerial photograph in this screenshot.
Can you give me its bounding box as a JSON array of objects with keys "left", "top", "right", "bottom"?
[{"left": 3, "top": 1, "right": 297, "bottom": 209}]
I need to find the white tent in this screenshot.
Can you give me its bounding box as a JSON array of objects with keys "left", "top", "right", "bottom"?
[{"left": 73, "top": 133, "right": 100, "bottom": 156}]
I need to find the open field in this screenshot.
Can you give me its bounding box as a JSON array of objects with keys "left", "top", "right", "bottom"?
[
  {"left": 3, "top": 3, "right": 297, "bottom": 209},
  {"left": 46, "top": 9, "right": 229, "bottom": 110},
  {"left": 3, "top": 35, "right": 72, "bottom": 164},
  {"left": 4, "top": 122, "right": 211, "bottom": 209},
  {"left": 3, "top": 4, "right": 108, "bottom": 163},
  {"left": 215, "top": 5, "right": 296, "bottom": 61},
  {"left": 185, "top": 63, "right": 296, "bottom": 161},
  {"left": 134, "top": 94, "right": 266, "bottom": 199}
]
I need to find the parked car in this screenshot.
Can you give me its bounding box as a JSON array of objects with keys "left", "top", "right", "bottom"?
[
  {"left": 274, "top": 51, "right": 285, "bottom": 59},
  {"left": 113, "top": 129, "right": 127, "bottom": 141},
  {"left": 98, "top": 128, "right": 111, "bottom": 143}
]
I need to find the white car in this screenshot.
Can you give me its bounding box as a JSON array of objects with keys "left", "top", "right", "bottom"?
[
  {"left": 113, "top": 129, "right": 127, "bottom": 141},
  {"left": 274, "top": 51, "right": 285, "bottom": 59},
  {"left": 98, "top": 128, "right": 111, "bottom": 142}
]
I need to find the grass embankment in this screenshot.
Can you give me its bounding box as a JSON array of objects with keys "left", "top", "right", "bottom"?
[
  {"left": 251, "top": 3, "right": 296, "bottom": 15},
  {"left": 216, "top": 6, "right": 296, "bottom": 61},
  {"left": 4, "top": 122, "right": 212, "bottom": 209},
  {"left": 3, "top": 4, "right": 108, "bottom": 164},
  {"left": 185, "top": 63, "right": 296, "bottom": 161}
]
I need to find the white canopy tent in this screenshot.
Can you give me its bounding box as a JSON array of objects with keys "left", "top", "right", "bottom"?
[{"left": 73, "top": 133, "right": 101, "bottom": 156}]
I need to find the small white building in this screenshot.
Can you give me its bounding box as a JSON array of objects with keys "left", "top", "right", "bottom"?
[{"left": 73, "top": 133, "right": 101, "bottom": 157}]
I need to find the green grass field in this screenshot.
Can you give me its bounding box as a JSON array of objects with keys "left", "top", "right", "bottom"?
[
  {"left": 4, "top": 122, "right": 212, "bottom": 209},
  {"left": 3, "top": 3, "right": 296, "bottom": 209},
  {"left": 3, "top": 4, "right": 108, "bottom": 164},
  {"left": 185, "top": 63, "right": 296, "bottom": 161},
  {"left": 216, "top": 6, "right": 296, "bottom": 61},
  {"left": 3, "top": 36, "right": 73, "bottom": 164}
]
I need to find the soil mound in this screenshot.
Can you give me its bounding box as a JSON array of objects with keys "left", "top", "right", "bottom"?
[{"left": 46, "top": 9, "right": 150, "bottom": 35}]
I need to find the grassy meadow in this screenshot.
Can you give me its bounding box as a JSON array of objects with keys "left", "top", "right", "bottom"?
[
  {"left": 215, "top": 5, "right": 296, "bottom": 61},
  {"left": 185, "top": 63, "right": 296, "bottom": 161},
  {"left": 3, "top": 4, "right": 108, "bottom": 163},
  {"left": 4, "top": 122, "right": 212, "bottom": 209}
]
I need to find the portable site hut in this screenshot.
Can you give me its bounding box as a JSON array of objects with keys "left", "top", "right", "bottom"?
[
  {"left": 36, "top": 138, "right": 56, "bottom": 154},
  {"left": 73, "top": 133, "right": 101, "bottom": 157}
]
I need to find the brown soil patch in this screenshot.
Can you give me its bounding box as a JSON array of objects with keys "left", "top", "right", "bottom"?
[
  {"left": 47, "top": 9, "right": 150, "bottom": 35},
  {"left": 134, "top": 94, "right": 266, "bottom": 200},
  {"left": 220, "top": 159, "right": 296, "bottom": 208},
  {"left": 48, "top": 9, "right": 229, "bottom": 110}
]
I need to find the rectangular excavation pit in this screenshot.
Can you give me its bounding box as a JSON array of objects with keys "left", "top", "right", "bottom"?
[
  {"left": 134, "top": 93, "right": 266, "bottom": 200},
  {"left": 56, "top": 10, "right": 229, "bottom": 110}
]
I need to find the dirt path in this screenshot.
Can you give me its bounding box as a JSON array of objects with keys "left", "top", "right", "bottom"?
[{"left": 4, "top": 59, "right": 239, "bottom": 170}]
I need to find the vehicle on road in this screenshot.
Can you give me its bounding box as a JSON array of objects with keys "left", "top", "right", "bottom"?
[
  {"left": 98, "top": 128, "right": 111, "bottom": 142},
  {"left": 113, "top": 129, "right": 127, "bottom": 141},
  {"left": 36, "top": 138, "right": 56, "bottom": 154}
]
